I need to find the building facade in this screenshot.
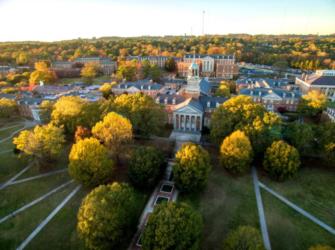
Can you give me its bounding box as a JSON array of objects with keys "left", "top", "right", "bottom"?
[
  {"left": 177, "top": 54, "right": 238, "bottom": 79},
  {"left": 126, "top": 56, "right": 182, "bottom": 68},
  {"left": 296, "top": 70, "right": 335, "bottom": 102}
]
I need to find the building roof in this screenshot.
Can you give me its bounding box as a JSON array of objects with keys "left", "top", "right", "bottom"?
[
  {"left": 199, "top": 78, "right": 211, "bottom": 95},
  {"left": 239, "top": 87, "right": 301, "bottom": 99},
  {"left": 126, "top": 56, "right": 182, "bottom": 61},
  {"left": 155, "top": 94, "right": 186, "bottom": 105},
  {"left": 114, "top": 80, "right": 163, "bottom": 91},
  {"left": 236, "top": 78, "right": 290, "bottom": 88},
  {"left": 299, "top": 74, "right": 335, "bottom": 86},
  {"left": 199, "top": 96, "right": 227, "bottom": 109},
  {"left": 184, "top": 54, "right": 234, "bottom": 60},
  {"left": 174, "top": 98, "right": 204, "bottom": 113}
]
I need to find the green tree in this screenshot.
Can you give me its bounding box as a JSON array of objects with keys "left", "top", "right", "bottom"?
[
  {"left": 69, "top": 137, "right": 114, "bottom": 186},
  {"left": 164, "top": 57, "right": 177, "bottom": 72},
  {"left": 220, "top": 130, "right": 253, "bottom": 174},
  {"left": 77, "top": 182, "right": 138, "bottom": 250},
  {"left": 222, "top": 226, "right": 264, "bottom": 250},
  {"left": 284, "top": 122, "right": 314, "bottom": 156},
  {"left": 298, "top": 90, "right": 328, "bottom": 117},
  {"left": 81, "top": 62, "right": 100, "bottom": 83},
  {"left": 113, "top": 93, "right": 166, "bottom": 136},
  {"left": 51, "top": 96, "right": 87, "bottom": 135},
  {"left": 0, "top": 98, "right": 17, "bottom": 118},
  {"left": 13, "top": 124, "right": 65, "bottom": 167},
  {"left": 142, "top": 202, "right": 203, "bottom": 250},
  {"left": 211, "top": 95, "right": 281, "bottom": 153},
  {"left": 173, "top": 143, "right": 211, "bottom": 192},
  {"left": 263, "top": 140, "right": 301, "bottom": 181},
  {"left": 128, "top": 146, "right": 165, "bottom": 188},
  {"left": 316, "top": 122, "right": 335, "bottom": 167},
  {"left": 92, "top": 112, "right": 132, "bottom": 156},
  {"left": 149, "top": 64, "right": 162, "bottom": 82}
]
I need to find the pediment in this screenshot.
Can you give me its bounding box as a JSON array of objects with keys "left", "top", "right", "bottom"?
[
  {"left": 127, "top": 86, "right": 140, "bottom": 92},
  {"left": 174, "top": 105, "right": 202, "bottom": 114},
  {"left": 262, "top": 93, "right": 282, "bottom": 100}
]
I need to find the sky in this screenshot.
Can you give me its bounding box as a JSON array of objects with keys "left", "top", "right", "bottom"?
[{"left": 0, "top": 0, "right": 334, "bottom": 41}]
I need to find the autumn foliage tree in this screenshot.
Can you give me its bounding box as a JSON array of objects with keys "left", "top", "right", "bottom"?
[
  {"left": 77, "top": 182, "right": 138, "bottom": 250},
  {"left": 298, "top": 90, "right": 328, "bottom": 117},
  {"left": 0, "top": 98, "right": 17, "bottom": 118},
  {"left": 29, "top": 61, "right": 56, "bottom": 85},
  {"left": 74, "top": 126, "right": 91, "bottom": 142},
  {"left": 92, "top": 112, "right": 132, "bottom": 156},
  {"left": 142, "top": 202, "right": 203, "bottom": 250},
  {"left": 173, "top": 143, "right": 211, "bottom": 192},
  {"left": 220, "top": 130, "right": 253, "bottom": 174},
  {"left": 211, "top": 95, "right": 281, "bottom": 153},
  {"left": 113, "top": 93, "right": 166, "bottom": 136},
  {"left": 69, "top": 137, "right": 114, "bottom": 187},
  {"left": 81, "top": 62, "right": 100, "bottom": 83},
  {"left": 13, "top": 124, "right": 65, "bottom": 167},
  {"left": 263, "top": 140, "right": 301, "bottom": 181}
]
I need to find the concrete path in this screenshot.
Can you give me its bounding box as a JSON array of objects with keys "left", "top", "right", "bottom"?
[
  {"left": 0, "top": 120, "right": 36, "bottom": 143},
  {"left": 0, "top": 149, "right": 13, "bottom": 155},
  {"left": 16, "top": 185, "right": 81, "bottom": 250},
  {"left": 8, "top": 169, "right": 68, "bottom": 186},
  {"left": 0, "top": 180, "right": 74, "bottom": 224},
  {"left": 0, "top": 123, "right": 22, "bottom": 131},
  {"left": 252, "top": 168, "right": 272, "bottom": 250},
  {"left": 0, "top": 163, "right": 33, "bottom": 190},
  {"left": 259, "top": 181, "right": 335, "bottom": 236}
]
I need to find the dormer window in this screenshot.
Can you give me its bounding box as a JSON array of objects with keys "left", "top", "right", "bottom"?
[
  {"left": 172, "top": 98, "right": 176, "bottom": 105},
  {"left": 164, "top": 98, "right": 168, "bottom": 104},
  {"left": 207, "top": 101, "right": 211, "bottom": 108},
  {"left": 155, "top": 97, "right": 160, "bottom": 104}
]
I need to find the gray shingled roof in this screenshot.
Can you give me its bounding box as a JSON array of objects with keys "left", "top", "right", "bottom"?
[
  {"left": 184, "top": 54, "right": 234, "bottom": 60},
  {"left": 156, "top": 94, "right": 186, "bottom": 105},
  {"left": 115, "top": 80, "right": 163, "bottom": 91},
  {"left": 240, "top": 88, "right": 301, "bottom": 99},
  {"left": 199, "top": 96, "right": 227, "bottom": 109},
  {"left": 302, "top": 75, "right": 335, "bottom": 86}
]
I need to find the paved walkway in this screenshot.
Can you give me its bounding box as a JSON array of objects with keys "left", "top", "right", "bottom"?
[
  {"left": 0, "top": 162, "right": 34, "bottom": 190},
  {"left": 8, "top": 169, "right": 68, "bottom": 186},
  {"left": 252, "top": 167, "right": 272, "bottom": 250},
  {"left": 0, "top": 120, "right": 36, "bottom": 143},
  {"left": 16, "top": 185, "right": 81, "bottom": 250},
  {"left": 259, "top": 181, "right": 335, "bottom": 236}
]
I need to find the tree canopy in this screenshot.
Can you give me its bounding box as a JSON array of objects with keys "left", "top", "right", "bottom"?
[
  {"left": 113, "top": 93, "right": 166, "bottom": 136},
  {"left": 222, "top": 226, "right": 264, "bottom": 250},
  {"left": 0, "top": 98, "right": 17, "bottom": 118},
  {"left": 29, "top": 61, "right": 56, "bottom": 85},
  {"left": 142, "top": 202, "right": 203, "bottom": 250},
  {"left": 263, "top": 140, "right": 301, "bottom": 181},
  {"left": 92, "top": 112, "right": 132, "bottom": 156},
  {"left": 68, "top": 137, "right": 114, "bottom": 187},
  {"left": 173, "top": 143, "right": 211, "bottom": 192},
  {"left": 220, "top": 130, "right": 253, "bottom": 174},
  {"left": 81, "top": 62, "right": 100, "bottom": 83},
  {"left": 298, "top": 90, "right": 328, "bottom": 117},
  {"left": 13, "top": 124, "right": 65, "bottom": 167},
  {"left": 77, "top": 182, "right": 138, "bottom": 250},
  {"left": 211, "top": 95, "right": 281, "bottom": 153},
  {"left": 128, "top": 146, "right": 165, "bottom": 188}
]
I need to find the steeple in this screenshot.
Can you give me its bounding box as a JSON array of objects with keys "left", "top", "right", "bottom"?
[{"left": 188, "top": 52, "right": 199, "bottom": 79}]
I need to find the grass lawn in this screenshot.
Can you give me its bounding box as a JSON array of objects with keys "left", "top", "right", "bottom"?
[
  {"left": 259, "top": 167, "right": 335, "bottom": 229},
  {"left": 0, "top": 124, "right": 25, "bottom": 139},
  {"left": 26, "top": 188, "right": 149, "bottom": 250},
  {"left": 262, "top": 190, "right": 335, "bottom": 250},
  {"left": 179, "top": 164, "right": 259, "bottom": 249},
  {"left": 0, "top": 151, "right": 29, "bottom": 184},
  {"left": 0, "top": 182, "right": 77, "bottom": 250}
]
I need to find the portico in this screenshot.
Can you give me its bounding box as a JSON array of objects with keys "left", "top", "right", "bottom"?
[{"left": 173, "top": 100, "right": 203, "bottom": 132}]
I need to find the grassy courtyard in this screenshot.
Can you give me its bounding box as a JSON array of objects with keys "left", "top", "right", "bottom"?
[{"left": 179, "top": 163, "right": 260, "bottom": 249}]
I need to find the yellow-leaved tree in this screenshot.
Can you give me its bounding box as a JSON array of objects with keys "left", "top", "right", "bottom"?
[
  {"left": 220, "top": 130, "right": 253, "bottom": 174},
  {"left": 13, "top": 124, "right": 65, "bottom": 168},
  {"left": 92, "top": 112, "right": 132, "bottom": 158},
  {"left": 69, "top": 137, "right": 114, "bottom": 187},
  {"left": 298, "top": 90, "right": 328, "bottom": 117}
]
